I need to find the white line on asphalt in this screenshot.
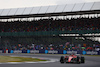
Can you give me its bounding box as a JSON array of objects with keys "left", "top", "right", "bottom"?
[{"left": 0, "top": 55, "right": 59, "bottom": 64}]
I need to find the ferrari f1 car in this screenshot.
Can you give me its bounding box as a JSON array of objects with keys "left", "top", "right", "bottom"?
[{"left": 60, "top": 54, "right": 85, "bottom": 64}]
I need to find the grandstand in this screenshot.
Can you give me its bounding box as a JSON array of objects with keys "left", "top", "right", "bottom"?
[{"left": 0, "top": 2, "right": 100, "bottom": 51}]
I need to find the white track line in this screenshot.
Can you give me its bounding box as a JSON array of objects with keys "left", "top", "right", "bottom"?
[{"left": 0, "top": 55, "right": 59, "bottom": 64}]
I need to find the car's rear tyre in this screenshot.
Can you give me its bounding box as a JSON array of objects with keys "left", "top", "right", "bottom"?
[
  {"left": 60, "top": 56, "right": 65, "bottom": 63},
  {"left": 81, "top": 57, "right": 85, "bottom": 63}
]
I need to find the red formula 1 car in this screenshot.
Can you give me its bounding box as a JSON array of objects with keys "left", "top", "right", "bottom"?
[{"left": 60, "top": 54, "right": 85, "bottom": 64}]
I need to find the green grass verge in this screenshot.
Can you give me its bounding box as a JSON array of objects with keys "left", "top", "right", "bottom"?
[{"left": 0, "top": 56, "right": 46, "bottom": 63}]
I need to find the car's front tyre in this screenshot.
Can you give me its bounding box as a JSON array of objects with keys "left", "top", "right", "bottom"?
[
  {"left": 81, "top": 57, "right": 85, "bottom": 63},
  {"left": 60, "top": 56, "right": 65, "bottom": 63}
]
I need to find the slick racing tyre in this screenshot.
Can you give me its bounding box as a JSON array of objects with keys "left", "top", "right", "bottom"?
[
  {"left": 76, "top": 56, "right": 80, "bottom": 64},
  {"left": 81, "top": 57, "right": 85, "bottom": 63},
  {"left": 60, "top": 56, "right": 65, "bottom": 63}
]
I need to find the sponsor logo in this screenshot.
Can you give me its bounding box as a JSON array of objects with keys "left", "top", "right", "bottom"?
[
  {"left": 0, "top": 50, "right": 2, "bottom": 53},
  {"left": 67, "top": 51, "right": 77, "bottom": 54},
  {"left": 13, "top": 50, "right": 22, "bottom": 53},
  {"left": 63, "top": 50, "right": 67, "bottom": 54},
  {"left": 10, "top": 50, "right": 13, "bottom": 53},
  {"left": 30, "top": 50, "right": 39, "bottom": 53},
  {"left": 82, "top": 51, "right": 86, "bottom": 55},
  {"left": 45, "top": 50, "right": 48, "bottom": 54},
  {"left": 86, "top": 51, "right": 98, "bottom": 55},
  {"left": 48, "top": 50, "right": 58, "bottom": 54}
]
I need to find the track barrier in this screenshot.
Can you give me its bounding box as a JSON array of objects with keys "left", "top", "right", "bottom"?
[{"left": 1, "top": 50, "right": 100, "bottom": 55}]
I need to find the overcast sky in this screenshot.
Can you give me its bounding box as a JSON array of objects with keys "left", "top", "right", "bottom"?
[{"left": 0, "top": 0, "right": 100, "bottom": 9}]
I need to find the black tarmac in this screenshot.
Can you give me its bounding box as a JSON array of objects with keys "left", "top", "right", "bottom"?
[{"left": 0, "top": 53, "right": 100, "bottom": 67}]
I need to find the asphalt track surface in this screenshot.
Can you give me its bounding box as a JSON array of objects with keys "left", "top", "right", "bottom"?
[{"left": 0, "top": 53, "right": 100, "bottom": 67}]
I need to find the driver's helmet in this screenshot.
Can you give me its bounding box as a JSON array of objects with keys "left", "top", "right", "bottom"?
[{"left": 71, "top": 52, "right": 75, "bottom": 56}]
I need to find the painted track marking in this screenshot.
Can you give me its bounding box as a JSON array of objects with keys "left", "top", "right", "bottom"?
[{"left": 0, "top": 55, "right": 59, "bottom": 64}]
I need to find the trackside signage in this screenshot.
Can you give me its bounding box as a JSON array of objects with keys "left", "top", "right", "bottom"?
[
  {"left": 0, "top": 50, "right": 2, "bottom": 53},
  {"left": 67, "top": 51, "right": 77, "bottom": 54},
  {"left": 1, "top": 50, "right": 100, "bottom": 55},
  {"left": 13, "top": 50, "right": 22, "bottom": 53},
  {"left": 48, "top": 50, "right": 58, "bottom": 54},
  {"left": 30, "top": 50, "right": 39, "bottom": 53},
  {"left": 86, "top": 51, "right": 98, "bottom": 55}
]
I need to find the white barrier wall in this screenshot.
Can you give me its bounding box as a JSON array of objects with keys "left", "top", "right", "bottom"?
[
  {"left": 0, "top": 50, "right": 2, "bottom": 53},
  {"left": 30, "top": 50, "right": 39, "bottom": 53},
  {"left": 13, "top": 50, "right": 22, "bottom": 53}
]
